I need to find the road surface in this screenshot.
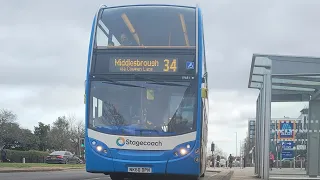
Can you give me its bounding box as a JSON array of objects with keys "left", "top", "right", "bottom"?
[
  {"left": 0, "top": 169, "right": 107, "bottom": 180},
  {"left": 0, "top": 169, "right": 219, "bottom": 180}
]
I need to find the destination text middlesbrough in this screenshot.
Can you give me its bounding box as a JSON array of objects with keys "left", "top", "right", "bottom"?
[{"left": 114, "top": 58, "right": 160, "bottom": 72}]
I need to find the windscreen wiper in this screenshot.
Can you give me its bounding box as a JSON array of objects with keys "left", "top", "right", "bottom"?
[
  {"left": 91, "top": 75, "right": 145, "bottom": 88},
  {"left": 133, "top": 74, "right": 189, "bottom": 87}
]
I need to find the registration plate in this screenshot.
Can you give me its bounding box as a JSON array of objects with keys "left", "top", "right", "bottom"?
[{"left": 128, "top": 167, "right": 152, "bottom": 173}]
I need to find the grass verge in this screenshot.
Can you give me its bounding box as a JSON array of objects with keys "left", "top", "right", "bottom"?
[{"left": 0, "top": 163, "right": 85, "bottom": 169}]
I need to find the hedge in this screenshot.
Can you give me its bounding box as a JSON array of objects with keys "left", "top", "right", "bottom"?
[{"left": 6, "top": 150, "right": 49, "bottom": 163}]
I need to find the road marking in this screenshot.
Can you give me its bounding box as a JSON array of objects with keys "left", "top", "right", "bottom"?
[
  {"left": 203, "top": 172, "right": 218, "bottom": 179},
  {"left": 209, "top": 173, "right": 218, "bottom": 177},
  {"left": 84, "top": 178, "right": 101, "bottom": 180}
]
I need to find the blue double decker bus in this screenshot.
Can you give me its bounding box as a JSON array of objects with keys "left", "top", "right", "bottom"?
[{"left": 84, "top": 4, "right": 208, "bottom": 180}]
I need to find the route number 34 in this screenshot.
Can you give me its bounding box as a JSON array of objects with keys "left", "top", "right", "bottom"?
[{"left": 163, "top": 59, "right": 177, "bottom": 72}]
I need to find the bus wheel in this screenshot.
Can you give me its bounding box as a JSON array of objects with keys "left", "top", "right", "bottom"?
[
  {"left": 186, "top": 176, "right": 199, "bottom": 180},
  {"left": 110, "top": 174, "right": 125, "bottom": 180}
]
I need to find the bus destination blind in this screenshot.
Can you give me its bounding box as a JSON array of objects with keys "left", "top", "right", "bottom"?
[{"left": 109, "top": 57, "right": 179, "bottom": 73}]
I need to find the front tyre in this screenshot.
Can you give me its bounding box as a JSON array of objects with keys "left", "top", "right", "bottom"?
[{"left": 188, "top": 176, "right": 200, "bottom": 180}]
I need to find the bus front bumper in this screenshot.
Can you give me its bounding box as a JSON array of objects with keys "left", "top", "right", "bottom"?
[{"left": 85, "top": 148, "right": 200, "bottom": 176}]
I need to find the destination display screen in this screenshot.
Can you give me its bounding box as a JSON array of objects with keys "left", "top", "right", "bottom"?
[
  {"left": 93, "top": 53, "right": 196, "bottom": 75},
  {"left": 110, "top": 57, "right": 182, "bottom": 73}
]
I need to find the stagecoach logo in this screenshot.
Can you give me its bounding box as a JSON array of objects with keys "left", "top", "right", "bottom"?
[
  {"left": 115, "top": 137, "right": 163, "bottom": 147},
  {"left": 116, "top": 137, "right": 126, "bottom": 146}
]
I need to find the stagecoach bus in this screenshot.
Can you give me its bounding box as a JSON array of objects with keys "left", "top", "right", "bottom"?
[{"left": 84, "top": 4, "right": 208, "bottom": 180}]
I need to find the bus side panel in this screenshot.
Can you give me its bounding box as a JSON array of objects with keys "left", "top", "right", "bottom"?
[
  {"left": 85, "top": 15, "right": 97, "bottom": 172},
  {"left": 196, "top": 7, "right": 206, "bottom": 176},
  {"left": 198, "top": 7, "right": 208, "bottom": 175},
  {"left": 85, "top": 16, "right": 96, "bottom": 137},
  {"left": 166, "top": 140, "right": 201, "bottom": 175}
]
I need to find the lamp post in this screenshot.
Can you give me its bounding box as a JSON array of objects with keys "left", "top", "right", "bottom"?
[
  {"left": 240, "top": 140, "right": 242, "bottom": 168},
  {"left": 235, "top": 132, "right": 238, "bottom": 157}
]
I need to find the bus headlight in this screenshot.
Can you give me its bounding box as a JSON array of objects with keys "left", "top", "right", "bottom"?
[
  {"left": 171, "top": 141, "right": 195, "bottom": 159},
  {"left": 96, "top": 146, "right": 103, "bottom": 152},
  {"left": 89, "top": 138, "right": 112, "bottom": 158},
  {"left": 180, "top": 148, "right": 187, "bottom": 155}
]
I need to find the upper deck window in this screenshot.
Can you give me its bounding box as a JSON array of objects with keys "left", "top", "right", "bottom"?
[{"left": 95, "top": 6, "right": 196, "bottom": 48}]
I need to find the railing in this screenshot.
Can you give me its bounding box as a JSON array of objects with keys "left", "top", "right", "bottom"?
[{"left": 274, "top": 159, "right": 306, "bottom": 169}]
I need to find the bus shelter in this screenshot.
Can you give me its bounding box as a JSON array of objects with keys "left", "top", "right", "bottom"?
[{"left": 248, "top": 54, "right": 320, "bottom": 179}]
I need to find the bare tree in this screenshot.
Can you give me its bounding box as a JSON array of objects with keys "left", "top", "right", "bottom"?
[
  {"left": 0, "top": 109, "right": 17, "bottom": 124},
  {"left": 48, "top": 116, "right": 71, "bottom": 151},
  {"left": 0, "top": 109, "right": 18, "bottom": 148},
  {"left": 67, "top": 115, "right": 85, "bottom": 155}
]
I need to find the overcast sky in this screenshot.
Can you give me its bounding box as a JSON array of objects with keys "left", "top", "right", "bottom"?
[{"left": 1, "top": 0, "right": 317, "bottom": 156}]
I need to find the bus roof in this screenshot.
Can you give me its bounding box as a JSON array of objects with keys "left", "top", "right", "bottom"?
[{"left": 99, "top": 4, "right": 196, "bottom": 10}]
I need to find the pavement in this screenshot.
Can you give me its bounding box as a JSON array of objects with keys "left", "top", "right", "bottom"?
[
  {"left": 269, "top": 168, "right": 320, "bottom": 180},
  {"left": 0, "top": 167, "right": 233, "bottom": 180},
  {"left": 230, "top": 167, "right": 256, "bottom": 180},
  {"left": 228, "top": 167, "right": 320, "bottom": 180},
  {"left": 270, "top": 168, "right": 307, "bottom": 175}
]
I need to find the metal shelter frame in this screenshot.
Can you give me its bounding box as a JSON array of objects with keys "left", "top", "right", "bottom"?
[{"left": 248, "top": 54, "right": 320, "bottom": 179}]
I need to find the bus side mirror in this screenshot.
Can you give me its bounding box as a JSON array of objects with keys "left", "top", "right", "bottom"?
[
  {"left": 202, "top": 72, "right": 207, "bottom": 83},
  {"left": 201, "top": 88, "right": 208, "bottom": 99}
]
